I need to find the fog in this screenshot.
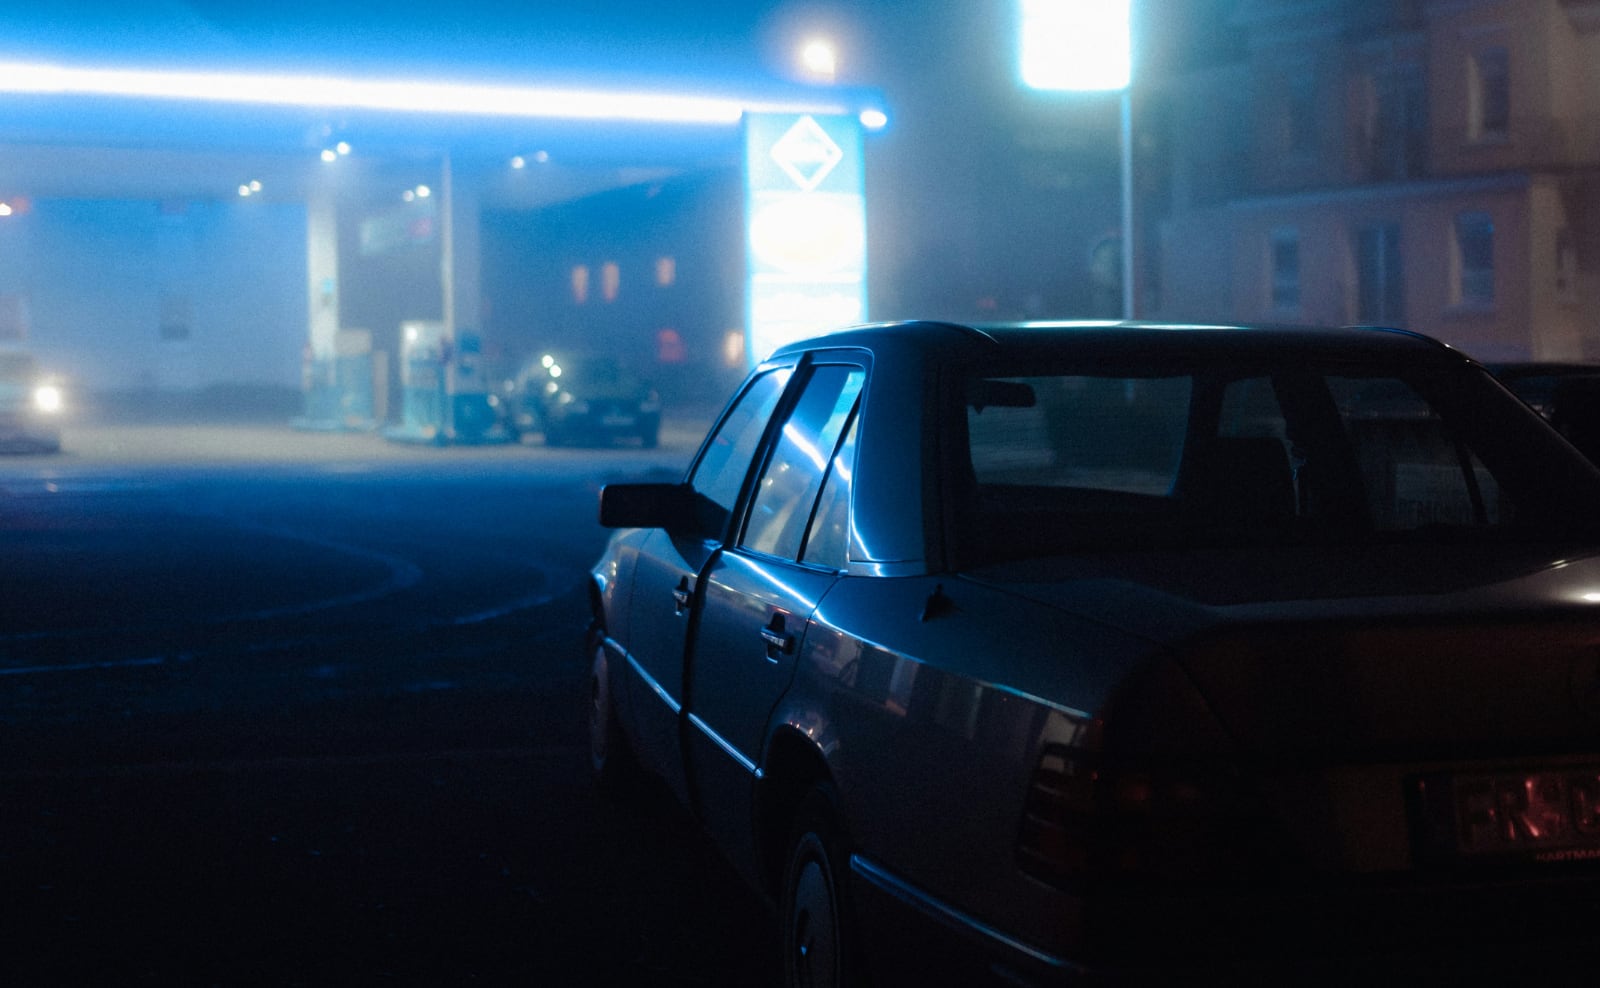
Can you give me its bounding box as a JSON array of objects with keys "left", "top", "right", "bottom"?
[{"left": 0, "top": 0, "right": 1593, "bottom": 459}]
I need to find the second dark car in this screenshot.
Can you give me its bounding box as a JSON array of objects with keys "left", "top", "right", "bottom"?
[
  {"left": 498, "top": 352, "right": 661, "bottom": 448},
  {"left": 1490, "top": 361, "right": 1600, "bottom": 466}
]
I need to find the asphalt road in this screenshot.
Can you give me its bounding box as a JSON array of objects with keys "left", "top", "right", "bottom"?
[{"left": 0, "top": 417, "right": 781, "bottom": 987}]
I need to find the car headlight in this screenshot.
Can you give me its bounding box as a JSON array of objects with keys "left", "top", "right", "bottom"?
[{"left": 32, "top": 384, "right": 63, "bottom": 414}]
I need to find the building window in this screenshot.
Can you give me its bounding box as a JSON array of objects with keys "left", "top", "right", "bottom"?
[
  {"left": 0, "top": 294, "right": 28, "bottom": 341},
  {"left": 655, "top": 256, "right": 676, "bottom": 287},
  {"left": 1453, "top": 212, "right": 1495, "bottom": 307},
  {"left": 601, "top": 262, "right": 620, "bottom": 303},
  {"left": 1270, "top": 228, "right": 1300, "bottom": 312},
  {"left": 1557, "top": 227, "right": 1578, "bottom": 306},
  {"left": 1356, "top": 224, "right": 1404, "bottom": 323},
  {"left": 1286, "top": 72, "right": 1317, "bottom": 154},
  {"left": 656, "top": 327, "right": 687, "bottom": 364},
  {"left": 159, "top": 294, "right": 192, "bottom": 341},
  {"left": 570, "top": 265, "right": 590, "bottom": 305},
  {"left": 1365, "top": 66, "right": 1428, "bottom": 180},
  {"left": 1469, "top": 46, "right": 1509, "bottom": 141}
]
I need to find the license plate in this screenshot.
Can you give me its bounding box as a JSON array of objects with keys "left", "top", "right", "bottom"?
[
  {"left": 601, "top": 414, "right": 636, "bottom": 427},
  {"left": 1414, "top": 767, "right": 1600, "bottom": 864}
]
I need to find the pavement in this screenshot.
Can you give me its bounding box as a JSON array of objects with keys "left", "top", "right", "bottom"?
[{"left": 0, "top": 407, "right": 719, "bottom": 473}]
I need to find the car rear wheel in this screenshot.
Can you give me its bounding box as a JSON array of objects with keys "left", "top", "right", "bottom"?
[
  {"left": 587, "top": 628, "right": 639, "bottom": 794},
  {"left": 781, "top": 788, "right": 862, "bottom": 988}
]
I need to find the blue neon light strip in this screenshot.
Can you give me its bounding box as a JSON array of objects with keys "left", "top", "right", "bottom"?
[{"left": 0, "top": 60, "right": 861, "bottom": 126}]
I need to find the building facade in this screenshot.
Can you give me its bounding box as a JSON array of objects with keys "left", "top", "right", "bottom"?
[{"left": 1153, "top": 0, "right": 1600, "bottom": 361}]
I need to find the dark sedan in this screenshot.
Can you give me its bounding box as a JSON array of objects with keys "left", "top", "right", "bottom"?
[
  {"left": 588, "top": 321, "right": 1600, "bottom": 984},
  {"left": 1490, "top": 361, "right": 1600, "bottom": 466},
  {"left": 499, "top": 352, "right": 661, "bottom": 448}
]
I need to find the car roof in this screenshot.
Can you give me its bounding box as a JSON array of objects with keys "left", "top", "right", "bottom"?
[
  {"left": 1488, "top": 361, "right": 1600, "bottom": 380},
  {"left": 768, "top": 320, "right": 1470, "bottom": 367}
]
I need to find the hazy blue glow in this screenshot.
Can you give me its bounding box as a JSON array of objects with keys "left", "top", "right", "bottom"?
[
  {"left": 1019, "top": 0, "right": 1131, "bottom": 91},
  {"left": 0, "top": 59, "right": 860, "bottom": 125}
]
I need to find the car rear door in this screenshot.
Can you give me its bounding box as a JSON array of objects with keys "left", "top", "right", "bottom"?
[
  {"left": 684, "top": 359, "right": 866, "bottom": 861},
  {"left": 621, "top": 364, "right": 792, "bottom": 802}
]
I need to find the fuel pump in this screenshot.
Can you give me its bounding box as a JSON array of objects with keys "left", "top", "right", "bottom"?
[
  {"left": 385, "top": 321, "right": 509, "bottom": 444},
  {"left": 386, "top": 320, "right": 448, "bottom": 443}
]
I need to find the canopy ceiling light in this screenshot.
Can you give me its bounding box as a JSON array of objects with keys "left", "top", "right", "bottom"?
[{"left": 0, "top": 60, "right": 878, "bottom": 127}]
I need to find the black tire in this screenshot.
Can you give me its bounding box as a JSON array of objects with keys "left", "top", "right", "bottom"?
[
  {"left": 587, "top": 627, "right": 640, "bottom": 795},
  {"left": 780, "top": 788, "right": 863, "bottom": 988}
]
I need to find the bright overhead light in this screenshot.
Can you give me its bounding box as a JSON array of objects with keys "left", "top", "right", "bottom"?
[
  {"left": 415, "top": 185, "right": 431, "bottom": 198},
  {"left": 0, "top": 202, "right": 15, "bottom": 217},
  {"left": 510, "top": 155, "right": 526, "bottom": 169},
  {"left": 859, "top": 109, "right": 888, "bottom": 130},
  {"left": 335, "top": 141, "right": 351, "bottom": 155},
  {"left": 320, "top": 148, "right": 338, "bottom": 162},
  {"left": 0, "top": 60, "right": 864, "bottom": 125},
  {"left": 800, "top": 39, "right": 837, "bottom": 81},
  {"left": 1020, "top": 0, "right": 1132, "bottom": 91}
]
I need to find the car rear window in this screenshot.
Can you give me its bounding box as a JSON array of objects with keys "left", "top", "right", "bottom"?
[{"left": 957, "top": 359, "right": 1597, "bottom": 564}]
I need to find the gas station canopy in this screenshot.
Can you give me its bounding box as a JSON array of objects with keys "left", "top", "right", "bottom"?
[{"left": 0, "top": 54, "right": 887, "bottom": 208}]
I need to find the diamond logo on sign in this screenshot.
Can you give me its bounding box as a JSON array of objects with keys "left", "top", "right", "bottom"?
[{"left": 770, "top": 115, "right": 843, "bottom": 192}]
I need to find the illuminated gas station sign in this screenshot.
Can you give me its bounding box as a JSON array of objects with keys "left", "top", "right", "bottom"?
[{"left": 743, "top": 113, "right": 867, "bottom": 367}]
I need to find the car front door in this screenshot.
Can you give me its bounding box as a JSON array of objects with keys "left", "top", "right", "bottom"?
[
  {"left": 621, "top": 365, "right": 792, "bottom": 801},
  {"left": 684, "top": 360, "right": 866, "bottom": 862}
]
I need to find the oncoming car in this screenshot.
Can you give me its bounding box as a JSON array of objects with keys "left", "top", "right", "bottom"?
[
  {"left": 0, "top": 349, "right": 65, "bottom": 453},
  {"left": 587, "top": 321, "right": 1600, "bottom": 984}
]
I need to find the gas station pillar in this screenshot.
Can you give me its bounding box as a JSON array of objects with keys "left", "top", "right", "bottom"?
[{"left": 298, "top": 191, "right": 343, "bottom": 428}]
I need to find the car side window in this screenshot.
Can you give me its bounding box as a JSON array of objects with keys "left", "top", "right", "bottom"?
[
  {"left": 800, "top": 414, "right": 860, "bottom": 569},
  {"left": 741, "top": 364, "right": 865, "bottom": 561},
  {"left": 689, "top": 368, "right": 791, "bottom": 539}
]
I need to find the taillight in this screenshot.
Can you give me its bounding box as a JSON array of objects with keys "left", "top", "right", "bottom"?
[{"left": 1017, "top": 743, "right": 1267, "bottom": 888}]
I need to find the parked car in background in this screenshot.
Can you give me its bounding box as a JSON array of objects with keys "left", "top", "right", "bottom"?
[
  {"left": 589, "top": 320, "right": 1600, "bottom": 984},
  {"left": 1489, "top": 361, "right": 1600, "bottom": 466},
  {"left": 496, "top": 352, "right": 661, "bottom": 448},
  {"left": 0, "top": 349, "right": 65, "bottom": 453}
]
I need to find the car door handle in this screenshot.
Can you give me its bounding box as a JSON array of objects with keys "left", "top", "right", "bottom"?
[
  {"left": 760, "top": 614, "right": 795, "bottom": 659},
  {"left": 672, "top": 577, "right": 692, "bottom": 615}
]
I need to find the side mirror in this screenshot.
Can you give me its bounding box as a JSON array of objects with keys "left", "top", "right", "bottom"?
[{"left": 598, "top": 482, "right": 698, "bottom": 531}]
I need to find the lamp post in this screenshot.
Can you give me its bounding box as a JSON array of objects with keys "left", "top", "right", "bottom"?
[{"left": 1019, "top": 0, "right": 1135, "bottom": 319}]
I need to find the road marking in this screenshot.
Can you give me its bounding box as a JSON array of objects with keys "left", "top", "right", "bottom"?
[{"left": 0, "top": 655, "right": 169, "bottom": 676}]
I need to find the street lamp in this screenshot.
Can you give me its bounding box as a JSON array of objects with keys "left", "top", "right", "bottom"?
[
  {"left": 799, "top": 38, "right": 838, "bottom": 83},
  {"left": 1019, "top": 0, "right": 1135, "bottom": 319}
]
